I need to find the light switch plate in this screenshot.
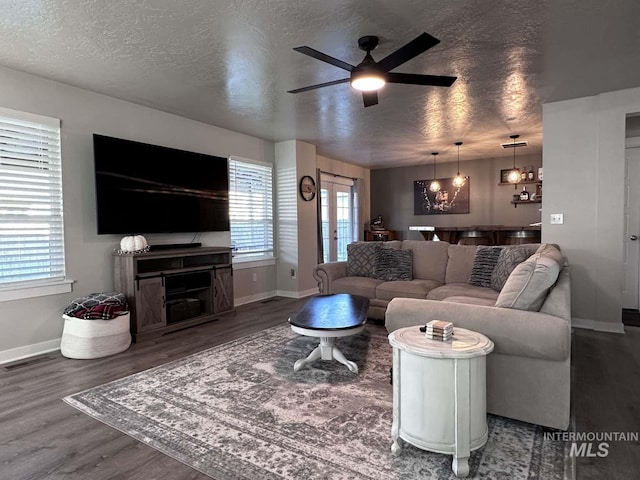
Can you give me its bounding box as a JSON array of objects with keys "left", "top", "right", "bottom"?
[{"left": 550, "top": 213, "right": 564, "bottom": 225}]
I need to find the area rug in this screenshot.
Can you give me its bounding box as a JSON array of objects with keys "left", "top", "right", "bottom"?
[{"left": 64, "top": 324, "right": 573, "bottom": 479}]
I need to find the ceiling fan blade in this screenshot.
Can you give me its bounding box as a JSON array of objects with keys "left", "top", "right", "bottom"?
[
  {"left": 385, "top": 72, "right": 457, "bottom": 87},
  {"left": 362, "top": 91, "right": 378, "bottom": 107},
  {"left": 287, "top": 78, "right": 350, "bottom": 94},
  {"left": 377, "top": 32, "right": 440, "bottom": 72},
  {"left": 293, "top": 46, "right": 354, "bottom": 71}
]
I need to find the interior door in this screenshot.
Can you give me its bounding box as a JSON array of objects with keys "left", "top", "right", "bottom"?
[
  {"left": 321, "top": 181, "right": 354, "bottom": 262},
  {"left": 623, "top": 146, "right": 640, "bottom": 309}
]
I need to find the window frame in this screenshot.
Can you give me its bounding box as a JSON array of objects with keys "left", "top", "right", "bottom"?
[
  {"left": 0, "top": 106, "right": 71, "bottom": 302},
  {"left": 228, "top": 155, "right": 275, "bottom": 266}
]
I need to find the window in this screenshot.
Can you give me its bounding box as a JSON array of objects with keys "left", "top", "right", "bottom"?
[
  {"left": 0, "top": 107, "right": 66, "bottom": 293},
  {"left": 228, "top": 156, "right": 274, "bottom": 263}
]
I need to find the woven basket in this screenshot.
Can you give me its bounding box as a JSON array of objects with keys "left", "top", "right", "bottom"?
[{"left": 60, "top": 313, "right": 131, "bottom": 359}]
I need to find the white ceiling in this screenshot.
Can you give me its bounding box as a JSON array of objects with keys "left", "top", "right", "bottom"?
[{"left": 2, "top": 0, "right": 640, "bottom": 168}]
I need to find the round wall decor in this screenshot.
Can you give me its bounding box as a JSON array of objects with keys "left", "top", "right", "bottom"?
[{"left": 299, "top": 175, "right": 316, "bottom": 201}]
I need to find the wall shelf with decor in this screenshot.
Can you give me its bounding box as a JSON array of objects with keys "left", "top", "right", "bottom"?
[
  {"left": 510, "top": 199, "right": 542, "bottom": 208},
  {"left": 498, "top": 180, "right": 541, "bottom": 186}
]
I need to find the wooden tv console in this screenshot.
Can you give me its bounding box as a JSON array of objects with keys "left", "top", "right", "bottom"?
[{"left": 114, "top": 246, "right": 234, "bottom": 342}]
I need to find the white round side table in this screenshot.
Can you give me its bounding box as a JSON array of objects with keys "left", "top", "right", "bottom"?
[{"left": 388, "top": 326, "right": 494, "bottom": 478}]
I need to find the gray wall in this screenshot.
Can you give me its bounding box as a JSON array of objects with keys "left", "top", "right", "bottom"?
[
  {"left": 0, "top": 65, "right": 276, "bottom": 359},
  {"left": 0, "top": 64, "right": 373, "bottom": 361},
  {"left": 542, "top": 86, "right": 640, "bottom": 333},
  {"left": 371, "top": 154, "right": 543, "bottom": 240}
]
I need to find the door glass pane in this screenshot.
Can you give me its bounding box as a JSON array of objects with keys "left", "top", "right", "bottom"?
[
  {"left": 336, "top": 190, "right": 352, "bottom": 261},
  {"left": 321, "top": 188, "right": 329, "bottom": 263}
]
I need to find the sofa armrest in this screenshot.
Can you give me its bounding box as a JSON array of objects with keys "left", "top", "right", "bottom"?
[
  {"left": 312, "top": 261, "right": 347, "bottom": 294},
  {"left": 385, "top": 298, "right": 570, "bottom": 361}
]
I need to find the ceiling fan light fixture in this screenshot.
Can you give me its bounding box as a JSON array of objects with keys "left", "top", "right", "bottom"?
[
  {"left": 350, "top": 63, "right": 385, "bottom": 91},
  {"left": 351, "top": 75, "right": 385, "bottom": 91}
]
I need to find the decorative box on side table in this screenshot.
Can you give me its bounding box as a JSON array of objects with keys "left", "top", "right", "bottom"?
[{"left": 388, "top": 326, "right": 494, "bottom": 477}]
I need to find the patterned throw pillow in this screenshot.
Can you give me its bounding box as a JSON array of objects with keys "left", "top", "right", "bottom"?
[
  {"left": 346, "top": 242, "right": 381, "bottom": 277},
  {"left": 491, "top": 247, "right": 530, "bottom": 291},
  {"left": 373, "top": 248, "right": 413, "bottom": 281},
  {"left": 468, "top": 246, "right": 504, "bottom": 288}
]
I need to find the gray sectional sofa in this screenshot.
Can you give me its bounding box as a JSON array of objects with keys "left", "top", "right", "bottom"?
[{"left": 312, "top": 240, "right": 571, "bottom": 430}]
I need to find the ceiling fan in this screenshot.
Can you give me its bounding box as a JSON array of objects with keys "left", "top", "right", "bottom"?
[{"left": 287, "top": 32, "right": 457, "bottom": 107}]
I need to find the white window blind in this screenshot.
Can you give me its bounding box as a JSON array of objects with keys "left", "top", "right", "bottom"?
[
  {"left": 229, "top": 156, "right": 274, "bottom": 261},
  {"left": 0, "top": 107, "right": 65, "bottom": 288}
]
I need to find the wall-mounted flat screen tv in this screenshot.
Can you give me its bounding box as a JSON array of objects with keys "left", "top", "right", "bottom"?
[{"left": 93, "top": 134, "right": 229, "bottom": 234}]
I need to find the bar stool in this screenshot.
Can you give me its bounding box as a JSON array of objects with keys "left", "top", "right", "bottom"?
[
  {"left": 505, "top": 230, "right": 540, "bottom": 245},
  {"left": 457, "top": 230, "right": 493, "bottom": 246}
]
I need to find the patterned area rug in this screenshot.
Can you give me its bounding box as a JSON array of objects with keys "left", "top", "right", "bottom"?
[{"left": 64, "top": 324, "right": 573, "bottom": 479}]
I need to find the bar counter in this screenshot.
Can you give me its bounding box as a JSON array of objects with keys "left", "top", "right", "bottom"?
[{"left": 410, "top": 225, "right": 541, "bottom": 245}]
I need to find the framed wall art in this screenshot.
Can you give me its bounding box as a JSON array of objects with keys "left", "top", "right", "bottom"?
[{"left": 414, "top": 177, "right": 470, "bottom": 215}]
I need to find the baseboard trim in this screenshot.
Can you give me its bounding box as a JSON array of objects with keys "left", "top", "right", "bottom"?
[
  {"left": 234, "top": 291, "right": 278, "bottom": 307},
  {"left": 0, "top": 338, "right": 61, "bottom": 365},
  {"left": 572, "top": 317, "right": 625, "bottom": 334},
  {"left": 276, "top": 288, "right": 319, "bottom": 299}
]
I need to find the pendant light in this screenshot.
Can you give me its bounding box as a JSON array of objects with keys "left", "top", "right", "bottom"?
[
  {"left": 507, "top": 134, "right": 521, "bottom": 188},
  {"left": 452, "top": 141, "right": 466, "bottom": 188},
  {"left": 429, "top": 152, "right": 440, "bottom": 192}
]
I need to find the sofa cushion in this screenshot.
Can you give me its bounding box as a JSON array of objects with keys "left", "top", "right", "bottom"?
[
  {"left": 445, "top": 244, "right": 478, "bottom": 284},
  {"left": 385, "top": 297, "right": 570, "bottom": 361},
  {"left": 427, "top": 282, "right": 500, "bottom": 301},
  {"left": 443, "top": 296, "right": 496, "bottom": 306},
  {"left": 491, "top": 246, "right": 530, "bottom": 291},
  {"left": 382, "top": 240, "right": 402, "bottom": 250},
  {"left": 332, "top": 276, "right": 384, "bottom": 299},
  {"left": 373, "top": 248, "right": 413, "bottom": 281},
  {"left": 376, "top": 279, "right": 442, "bottom": 301},
  {"left": 346, "top": 242, "right": 380, "bottom": 277},
  {"left": 469, "top": 246, "right": 504, "bottom": 287},
  {"left": 401, "top": 240, "right": 449, "bottom": 282},
  {"left": 495, "top": 251, "right": 563, "bottom": 311}
]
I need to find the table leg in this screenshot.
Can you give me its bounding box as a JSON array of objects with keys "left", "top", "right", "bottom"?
[
  {"left": 390, "top": 347, "right": 403, "bottom": 455},
  {"left": 293, "top": 346, "right": 321, "bottom": 371},
  {"left": 332, "top": 346, "right": 358, "bottom": 373},
  {"left": 453, "top": 358, "right": 471, "bottom": 477},
  {"left": 293, "top": 336, "right": 359, "bottom": 373}
]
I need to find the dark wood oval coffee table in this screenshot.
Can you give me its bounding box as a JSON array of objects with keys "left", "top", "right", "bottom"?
[{"left": 288, "top": 294, "right": 370, "bottom": 373}]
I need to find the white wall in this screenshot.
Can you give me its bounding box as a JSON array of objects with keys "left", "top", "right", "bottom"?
[
  {"left": 0, "top": 65, "right": 275, "bottom": 360},
  {"left": 542, "top": 86, "right": 640, "bottom": 333}
]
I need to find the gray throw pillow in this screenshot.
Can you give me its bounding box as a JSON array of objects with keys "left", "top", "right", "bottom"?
[
  {"left": 373, "top": 248, "right": 413, "bottom": 281},
  {"left": 469, "top": 246, "right": 503, "bottom": 288},
  {"left": 346, "top": 242, "right": 380, "bottom": 277},
  {"left": 491, "top": 247, "right": 530, "bottom": 291}
]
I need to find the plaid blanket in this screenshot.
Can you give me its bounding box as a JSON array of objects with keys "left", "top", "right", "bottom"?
[{"left": 64, "top": 292, "right": 129, "bottom": 320}]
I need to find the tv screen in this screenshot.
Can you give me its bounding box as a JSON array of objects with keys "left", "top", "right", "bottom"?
[{"left": 93, "top": 134, "right": 229, "bottom": 234}]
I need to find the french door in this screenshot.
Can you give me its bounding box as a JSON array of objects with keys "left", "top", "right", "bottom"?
[{"left": 321, "top": 178, "right": 354, "bottom": 263}]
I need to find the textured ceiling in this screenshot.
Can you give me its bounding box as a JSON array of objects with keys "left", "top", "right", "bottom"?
[{"left": 1, "top": 0, "right": 640, "bottom": 168}]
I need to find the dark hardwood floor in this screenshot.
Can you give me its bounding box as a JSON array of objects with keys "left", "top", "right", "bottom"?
[{"left": 1, "top": 297, "right": 638, "bottom": 479}]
